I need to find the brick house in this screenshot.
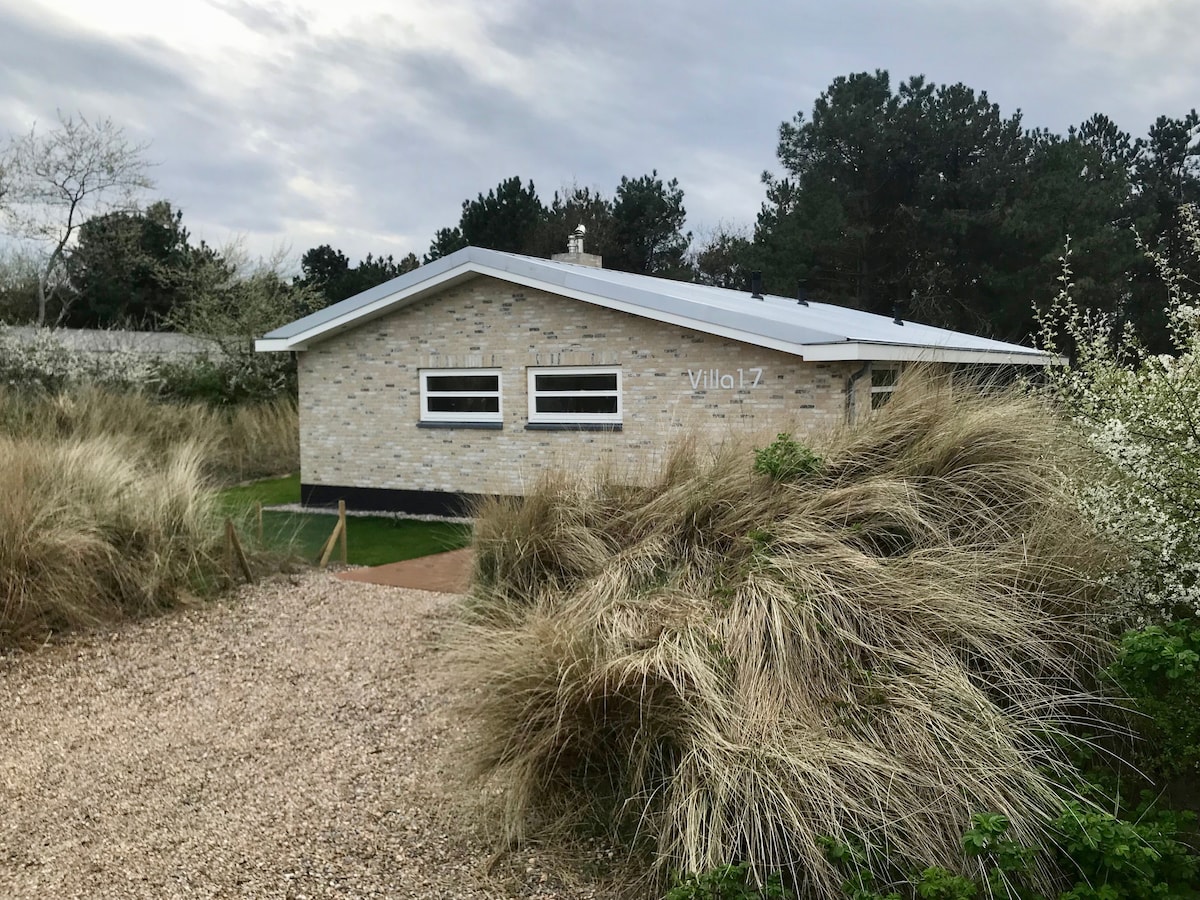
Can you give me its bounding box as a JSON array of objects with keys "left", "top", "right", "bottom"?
[{"left": 256, "top": 241, "right": 1054, "bottom": 516}]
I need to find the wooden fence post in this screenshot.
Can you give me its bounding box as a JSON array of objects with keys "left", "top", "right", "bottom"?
[
  {"left": 338, "top": 499, "right": 347, "bottom": 564},
  {"left": 224, "top": 518, "right": 255, "bottom": 584},
  {"left": 316, "top": 500, "right": 350, "bottom": 570},
  {"left": 317, "top": 517, "right": 343, "bottom": 569}
]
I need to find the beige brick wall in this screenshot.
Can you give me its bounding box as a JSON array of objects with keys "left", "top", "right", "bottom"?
[{"left": 298, "top": 275, "right": 858, "bottom": 496}]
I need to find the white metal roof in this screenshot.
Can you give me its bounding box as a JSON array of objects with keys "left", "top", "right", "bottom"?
[{"left": 256, "top": 246, "right": 1054, "bottom": 365}]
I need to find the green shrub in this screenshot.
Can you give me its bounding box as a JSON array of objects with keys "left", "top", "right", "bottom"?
[
  {"left": 1051, "top": 802, "right": 1198, "bottom": 900},
  {"left": 150, "top": 352, "right": 298, "bottom": 405},
  {"left": 666, "top": 863, "right": 793, "bottom": 900},
  {"left": 824, "top": 808, "right": 1199, "bottom": 900},
  {"left": 1107, "top": 619, "right": 1200, "bottom": 780},
  {"left": 753, "top": 433, "right": 822, "bottom": 481}
]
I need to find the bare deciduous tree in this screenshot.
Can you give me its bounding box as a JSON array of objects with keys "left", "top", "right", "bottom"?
[{"left": 1, "top": 112, "right": 153, "bottom": 325}]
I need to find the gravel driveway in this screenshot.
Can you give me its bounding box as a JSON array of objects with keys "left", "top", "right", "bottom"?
[{"left": 0, "top": 573, "right": 619, "bottom": 899}]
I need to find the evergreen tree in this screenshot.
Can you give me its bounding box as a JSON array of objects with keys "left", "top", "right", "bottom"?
[
  {"left": 458, "top": 176, "right": 545, "bottom": 253},
  {"left": 609, "top": 170, "right": 691, "bottom": 276},
  {"left": 67, "top": 200, "right": 216, "bottom": 329},
  {"left": 299, "top": 245, "right": 419, "bottom": 304},
  {"left": 425, "top": 226, "right": 466, "bottom": 263}
]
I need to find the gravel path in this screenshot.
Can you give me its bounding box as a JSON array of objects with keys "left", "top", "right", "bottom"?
[{"left": 0, "top": 574, "right": 620, "bottom": 899}]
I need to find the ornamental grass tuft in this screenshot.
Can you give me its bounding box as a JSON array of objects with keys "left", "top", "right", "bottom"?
[
  {"left": 0, "top": 384, "right": 298, "bottom": 483},
  {"left": 0, "top": 434, "right": 223, "bottom": 644},
  {"left": 457, "top": 369, "right": 1119, "bottom": 897}
]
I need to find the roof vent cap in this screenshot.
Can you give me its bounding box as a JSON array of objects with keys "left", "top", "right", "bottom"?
[{"left": 567, "top": 224, "right": 586, "bottom": 254}]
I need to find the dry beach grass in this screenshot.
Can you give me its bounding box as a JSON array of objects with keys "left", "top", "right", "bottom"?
[
  {"left": 0, "top": 573, "right": 620, "bottom": 899},
  {"left": 0, "top": 385, "right": 300, "bottom": 646},
  {"left": 459, "top": 370, "right": 1120, "bottom": 896}
]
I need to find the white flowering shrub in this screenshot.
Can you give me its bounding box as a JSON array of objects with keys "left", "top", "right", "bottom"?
[
  {"left": 0, "top": 326, "right": 157, "bottom": 392},
  {"left": 163, "top": 245, "right": 321, "bottom": 404},
  {"left": 1039, "top": 208, "right": 1200, "bottom": 622}
]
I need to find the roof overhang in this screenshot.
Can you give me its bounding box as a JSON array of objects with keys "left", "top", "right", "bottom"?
[
  {"left": 800, "top": 342, "right": 1063, "bottom": 366},
  {"left": 254, "top": 246, "right": 1059, "bottom": 366}
]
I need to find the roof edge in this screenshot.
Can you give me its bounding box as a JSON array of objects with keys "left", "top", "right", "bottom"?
[
  {"left": 801, "top": 342, "right": 1060, "bottom": 365},
  {"left": 255, "top": 246, "right": 1053, "bottom": 363}
]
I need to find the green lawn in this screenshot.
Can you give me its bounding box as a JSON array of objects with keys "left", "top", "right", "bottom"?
[
  {"left": 218, "top": 474, "right": 471, "bottom": 566},
  {"left": 218, "top": 473, "right": 302, "bottom": 510}
]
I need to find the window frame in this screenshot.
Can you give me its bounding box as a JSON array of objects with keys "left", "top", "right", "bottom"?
[
  {"left": 526, "top": 365, "right": 622, "bottom": 426},
  {"left": 869, "top": 365, "right": 900, "bottom": 410},
  {"left": 418, "top": 367, "right": 502, "bottom": 424}
]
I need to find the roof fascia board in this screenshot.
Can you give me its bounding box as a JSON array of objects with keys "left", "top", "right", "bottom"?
[
  {"left": 800, "top": 342, "right": 1057, "bottom": 365},
  {"left": 255, "top": 338, "right": 293, "bottom": 352}
]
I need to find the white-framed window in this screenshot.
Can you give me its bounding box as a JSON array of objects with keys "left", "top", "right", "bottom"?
[
  {"left": 527, "top": 366, "right": 622, "bottom": 425},
  {"left": 870, "top": 365, "right": 899, "bottom": 410},
  {"left": 419, "top": 368, "right": 502, "bottom": 423}
]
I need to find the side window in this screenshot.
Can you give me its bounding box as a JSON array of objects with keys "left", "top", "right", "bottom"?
[
  {"left": 870, "top": 366, "right": 899, "bottom": 410},
  {"left": 419, "top": 368, "right": 502, "bottom": 423},
  {"left": 527, "top": 366, "right": 622, "bottom": 425}
]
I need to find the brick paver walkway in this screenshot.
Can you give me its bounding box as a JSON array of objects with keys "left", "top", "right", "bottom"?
[{"left": 335, "top": 548, "right": 473, "bottom": 594}]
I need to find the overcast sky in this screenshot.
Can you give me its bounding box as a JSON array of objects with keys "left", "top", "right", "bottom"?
[{"left": 1, "top": 0, "right": 1197, "bottom": 268}]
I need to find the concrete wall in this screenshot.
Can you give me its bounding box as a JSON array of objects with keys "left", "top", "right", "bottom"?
[{"left": 298, "top": 275, "right": 857, "bottom": 497}]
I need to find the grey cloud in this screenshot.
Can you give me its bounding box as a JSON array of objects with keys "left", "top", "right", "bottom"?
[
  {"left": 0, "top": 8, "right": 190, "bottom": 131},
  {"left": 2, "top": 0, "right": 1197, "bottom": 268}
]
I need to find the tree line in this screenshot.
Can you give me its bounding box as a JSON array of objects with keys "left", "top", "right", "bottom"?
[{"left": 2, "top": 71, "right": 1197, "bottom": 349}]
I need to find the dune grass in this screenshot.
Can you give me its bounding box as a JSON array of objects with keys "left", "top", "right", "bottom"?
[
  {"left": 0, "top": 384, "right": 299, "bottom": 484},
  {"left": 0, "top": 434, "right": 223, "bottom": 644},
  {"left": 0, "top": 385, "right": 299, "bottom": 645},
  {"left": 456, "top": 370, "right": 1119, "bottom": 897}
]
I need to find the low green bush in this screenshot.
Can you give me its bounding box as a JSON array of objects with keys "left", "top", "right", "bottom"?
[
  {"left": 666, "top": 863, "right": 793, "bottom": 900},
  {"left": 752, "top": 432, "right": 822, "bottom": 481},
  {"left": 150, "top": 353, "right": 297, "bottom": 405},
  {"left": 1107, "top": 619, "right": 1200, "bottom": 781},
  {"left": 824, "top": 807, "right": 1198, "bottom": 900}
]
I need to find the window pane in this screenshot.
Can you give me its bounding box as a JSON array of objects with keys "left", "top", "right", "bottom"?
[
  {"left": 871, "top": 368, "right": 898, "bottom": 388},
  {"left": 428, "top": 396, "right": 499, "bottom": 413},
  {"left": 426, "top": 374, "right": 498, "bottom": 392},
  {"left": 536, "top": 395, "right": 618, "bottom": 414},
  {"left": 534, "top": 373, "right": 617, "bottom": 392}
]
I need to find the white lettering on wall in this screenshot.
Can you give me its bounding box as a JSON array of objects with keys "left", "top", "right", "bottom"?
[{"left": 687, "top": 368, "right": 764, "bottom": 390}]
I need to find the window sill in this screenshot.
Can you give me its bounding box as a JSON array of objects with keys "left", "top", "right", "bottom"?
[
  {"left": 525, "top": 423, "right": 623, "bottom": 432},
  {"left": 417, "top": 421, "right": 503, "bottom": 430}
]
